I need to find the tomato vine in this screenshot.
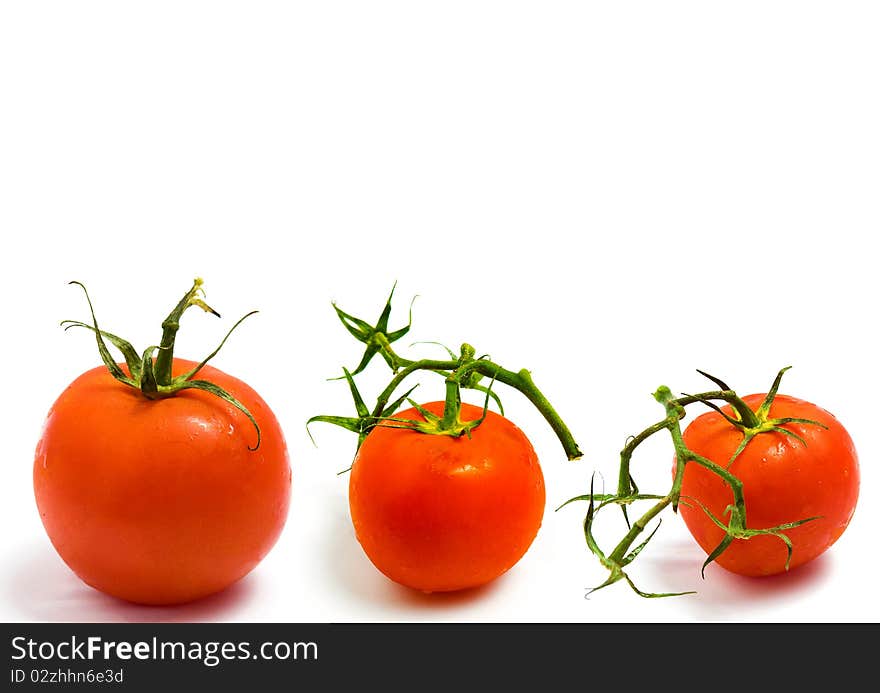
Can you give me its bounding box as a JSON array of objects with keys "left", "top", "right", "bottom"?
[
  {"left": 308, "top": 284, "right": 583, "bottom": 463},
  {"left": 559, "top": 368, "right": 826, "bottom": 597}
]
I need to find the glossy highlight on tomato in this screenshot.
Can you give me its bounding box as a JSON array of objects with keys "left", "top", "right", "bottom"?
[
  {"left": 34, "top": 358, "right": 291, "bottom": 605},
  {"left": 678, "top": 393, "right": 859, "bottom": 577},
  {"left": 349, "top": 401, "right": 546, "bottom": 593}
]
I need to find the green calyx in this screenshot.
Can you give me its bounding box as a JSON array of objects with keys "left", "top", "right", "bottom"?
[
  {"left": 62, "top": 278, "right": 262, "bottom": 451},
  {"left": 331, "top": 282, "right": 415, "bottom": 376},
  {"left": 560, "top": 367, "right": 825, "bottom": 599},
  {"left": 379, "top": 371, "right": 498, "bottom": 439},
  {"left": 308, "top": 285, "right": 582, "bottom": 464},
  {"left": 681, "top": 367, "right": 827, "bottom": 469}
]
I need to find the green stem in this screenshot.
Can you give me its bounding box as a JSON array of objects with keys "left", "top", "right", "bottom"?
[
  {"left": 155, "top": 279, "right": 219, "bottom": 385},
  {"left": 606, "top": 386, "right": 755, "bottom": 568},
  {"left": 570, "top": 367, "right": 826, "bottom": 597},
  {"left": 687, "top": 452, "right": 746, "bottom": 526},
  {"left": 65, "top": 278, "right": 261, "bottom": 449},
  {"left": 470, "top": 362, "right": 582, "bottom": 460},
  {"left": 379, "top": 346, "right": 582, "bottom": 459},
  {"left": 370, "top": 358, "right": 456, "bottom": 417},
  {"left": 439, "top": 378, "right": 463, "bottom": 431},
  {"left": 617, "top": 419, "right": 673, "bottom": 499},
  {"left": 319, "top": 289, "right": 583, "bottom": 461},
  {"left": 608, "top": 495, "right": 674, "bottom": 564},
  {"left": 607, "top": 390, "right": 685, "bottom": 564},
  {"left": 615, "top": 389, "right": 756, "bottom": 499}
]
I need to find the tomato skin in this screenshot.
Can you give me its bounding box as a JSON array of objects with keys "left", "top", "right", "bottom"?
[
  {"left": 349, "top": 402, "right": 545, "bottom": 592},
  {"left": 33, "top": 358, "right": 291, "bottom": 605},
  {"left": 678, "top": 394, "right": 859, "bottom": 577}
]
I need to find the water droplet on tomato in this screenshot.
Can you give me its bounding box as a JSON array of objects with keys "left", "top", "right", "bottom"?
[{"left": 35, "top": 437, "right": 49, "bottom": 469}]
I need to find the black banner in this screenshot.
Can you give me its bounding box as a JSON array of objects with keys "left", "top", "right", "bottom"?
[{"left": 2, "top": 622, "right": 872, "bottom": 690}]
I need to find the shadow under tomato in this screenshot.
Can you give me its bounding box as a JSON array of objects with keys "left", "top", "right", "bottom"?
[
  {"left": 388, "top": 576, "right": 506, "bottom": 612},
  {"left": 641, "top": 539, "right": 833, "bottom": 619},
  {"left": 322, "top": 505, "right": 506, "bottom": 618},
  {"left": 4, "top": 544, "right": 259, "bottom": 623}
]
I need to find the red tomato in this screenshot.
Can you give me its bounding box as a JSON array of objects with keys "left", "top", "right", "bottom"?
[
  {"left": 678, "top": 394, "right": 859, "bottom": 576},
  {"left": 349, "top": 401, "right": 545, "bottom": 592},
  {"left": 33, "top": 358, "right": 291, "bottom": 605}
]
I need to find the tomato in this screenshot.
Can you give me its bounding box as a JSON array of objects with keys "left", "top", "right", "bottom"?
[
  {"left": 349, "top": 401, "right": 545, "bottom": 592},
  {"left": 678, "top": 393, "right": 859, "bottom": 577},
  {"left": 33, "top": 358, "right": 291, "bottom": 605}
]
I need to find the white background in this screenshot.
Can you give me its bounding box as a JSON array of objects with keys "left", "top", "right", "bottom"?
[{"left": 1, "top": 2, "right": 877, "bottom": 623}]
